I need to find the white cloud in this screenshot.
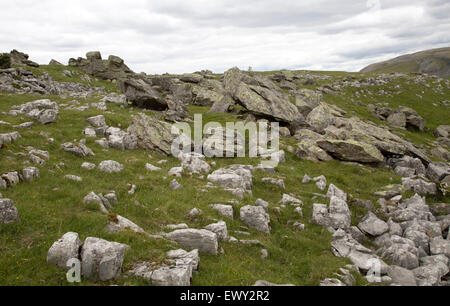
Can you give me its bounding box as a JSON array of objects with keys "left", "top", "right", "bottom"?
[{"left": 1, "top": 0, "right": 449, "bottom": 74}]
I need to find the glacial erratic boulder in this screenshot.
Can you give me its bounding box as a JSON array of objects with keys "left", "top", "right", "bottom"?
[
  {"left": 69, "top": 51, "right": 133, "bottom": 81},
  {"left": 119, "top": 77, "right": 167, "bottom": 111},
  {"left": 317, "top": 139, "right": 384, "bottom": 163},
  {"left": 11, "top": 99, "right": 59, "bottom": 124},
  {"left": 127, "top": 114, "right": 175, "bottom": 155},
  {"left": 223, "top": 67, "right": 300, "bottom": 123}
]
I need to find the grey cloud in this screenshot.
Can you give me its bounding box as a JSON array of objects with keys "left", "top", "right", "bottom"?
[{"left": 0, "top": 0, "right": 449, "bottom": 74}]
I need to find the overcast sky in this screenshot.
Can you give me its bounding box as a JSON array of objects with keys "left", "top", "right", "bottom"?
[{"left": 1, "top": 0, "right": 449, "bottom": 74}]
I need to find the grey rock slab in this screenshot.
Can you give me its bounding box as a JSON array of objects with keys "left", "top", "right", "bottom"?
[
  {"left": 358, "top": 212, "right": 389, "bottom": 237},
  {"left": 240, "top": 205, "right": 271, "bottom": 234},
  {"left": 47, "top": 232, "right": 82, "bottom": 270},
  {"left": 0, "top": 198, "right": 19, "bottom": 224},
  {"left": 80, "top": 237, "right": 129, "bottom": 281},
  {"left": 165, "top": 229, "right": 218, "bottom": 255}
]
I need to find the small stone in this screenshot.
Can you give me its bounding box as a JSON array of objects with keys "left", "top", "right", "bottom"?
[
  {"left": 170, "top": 179, "right": 183, "bottom": 190},
  {"left": 279, "top": 194, "right": 303, "bottom": 206},
  {"left": 314, "top": 175, "right": 327, "bottom": 191},
  {"left": 210, "top": 204, "right": 234, "bottom": 220},
  {"left": 302, "top": 174, "right": 311, "bottom": 184},
  {"left": 98, "top": 160, "right": 124, "bottom": 173},
  {"left": 204, "top": 221, "right": 228, "bottom": 241},
  {"left": 261, "top": 249, "right": 269, "bottom": 259},
  {"left": 168, "top": 167, "right": 183, "bottom": 178},
  {"left": 146, "top": 163, "right": 162, "bottom": 171},
  {"left": 188, "top": 208, "right": 202, "bottom": 218},
  {"left": 240, "top": 206, "right": 271, "bottom": 234},
  {"left": 0, "top": 198, "right": 19, "bottom": 224},
  {"left": 22, "top": 167, "right": 40, "bottom": 182},
  {"left": 64, "top": 175, "right": 82, "bottom": 182}
]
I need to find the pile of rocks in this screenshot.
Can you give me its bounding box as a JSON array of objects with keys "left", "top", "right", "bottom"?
[
  {"left": 69, "top": 51, "right": 133, "bottom": 82},
  {"left": 0, "top": 67, "right": 105, "bottom": 96},
  {"left": 9, "top": 99, "right": 59, "bottom": 124},
  {"left": 61, "top": 142, "right": 95, "bottom": 158},
  {"left": 0, "top": 131, "right": 21, "bottom": 147},
  {"left": 207, "top": 164, "right": 253, "bottom": 199},
  {"left": 368, "top": 104, "right": 426, "bottom": 131},
  {"left": 316, "top": 183, "right": 450, "bottom": 286},
  {"left": 1, "top": 167, "right": 40, "bottom": 189},
  {"left": 84, "top": 115, "right": 138, "bottom": 151},
  {"left": 83, "top": 191, "right": 118, "bottom": 214}
]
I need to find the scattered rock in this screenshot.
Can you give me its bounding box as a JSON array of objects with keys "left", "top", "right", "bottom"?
[
  {"left": 314, "top": 175, "right": 327, "bottom": 191},
  {"left": 106, "top": 215, "right": 145, "bottom": 234},
  {"left": 327, "top": 184, "right": 347, "bottom": 201},
  {"left": 170, "top": 179, "right": 183, "bottom": 190},
  {"left": 0, "top": 198, "right": 19, "bottom": 224},
  {"left": 168, "top": 167, "right": 183, "bottom": 178},
  {"left": 80, "top": 237, "right": 129, "bottom": 281},
  {"left": 81, "top": 162, "right": 96, "bottom": 170},
  {"left": 165, "top": 229, "right": 218, "bottom": 255},
  {"left": 240, "top": 206, "right": 271, "bottom": 234},
  {"left": 146, "top": 163, "right": 162, "bottom": 171},
  {"left": 47, "top": 232, "right": 82, "bottom": 270},
  {"left": 320, "top": 278, "right": 346, "bottom": 286},
  {"left": 210, "top": 204, "right": 234, "bottom": 220},
  {"left": 188, "top": 208, "right": 202, "bottom": 218},
  {"left": 262, "top": 177, "right": 285, "bottom": 189},
  {"left": 64, "top": 175, "right": 82, "bottom": 182},
  {"left": 204, "top": 221, "right": 228, "bottom": 241},
  {"left": 22, "top": 167, "right": 40, "bottom": 182},
  {"left": 255, "top": 199, "right": 269, "bottom": 212},
  {"left": 279, "top": 194, "right": 303, "bottom": 206},
  {"left": 61, "top": 142, "right": 95, "bottom": 158},
  {"left": 178, "top": 152, "right": 211, "bottom": 175},
  {"left": 98, "top": 160, "right": 124, "bottom": 173}
]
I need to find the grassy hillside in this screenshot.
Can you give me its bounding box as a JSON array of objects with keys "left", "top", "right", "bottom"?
[
  {"left": 0, "top": 65, "right": 449, "bottom": 286},
  {"left": 360, "top": 47, "right": 450, "bottom": 77}
]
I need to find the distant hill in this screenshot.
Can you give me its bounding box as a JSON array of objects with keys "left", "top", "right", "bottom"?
[{"left": 361, "top": 47, "right": 450, "bottom": 77}]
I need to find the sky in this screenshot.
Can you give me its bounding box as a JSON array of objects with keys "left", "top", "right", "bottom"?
[{"left": 1, "top": 0, "right": 449, "bottom": 74}]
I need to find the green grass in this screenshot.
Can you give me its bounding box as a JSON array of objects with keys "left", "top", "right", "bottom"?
[{"left": 0, "top": 66, "right": 449, "bottom": 286}]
